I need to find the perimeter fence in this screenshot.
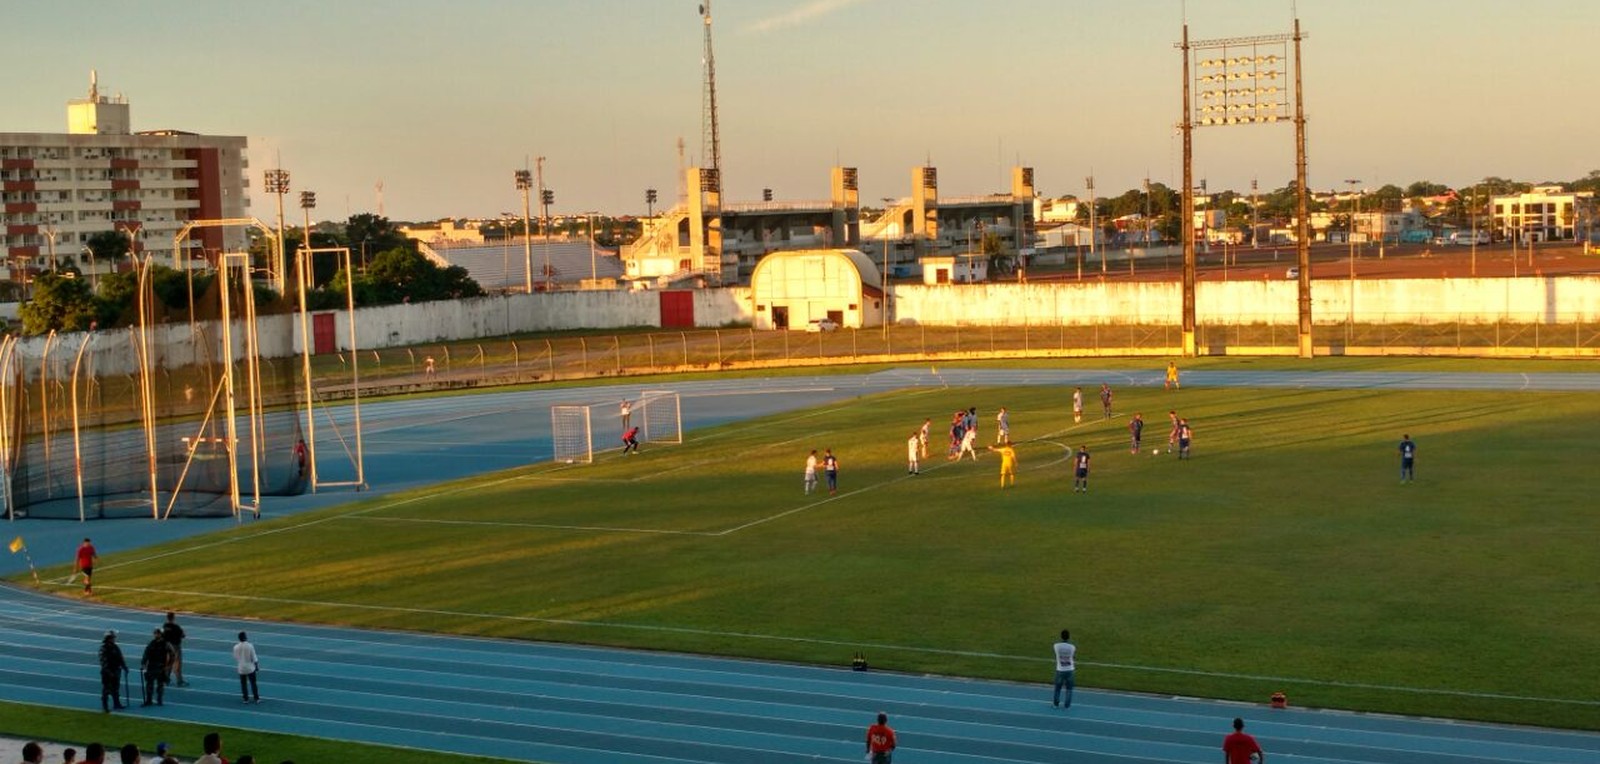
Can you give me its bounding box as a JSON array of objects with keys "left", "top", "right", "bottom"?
[{"left": 305, "top": 312, "right": 1600, "bottom": 396}]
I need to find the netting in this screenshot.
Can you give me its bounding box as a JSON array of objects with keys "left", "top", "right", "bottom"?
[
  {"left": 550, "top": 404, "right": 593, "bottom": 464},
  {"left": 0, "top": 262, "right": 307, "bottom": 519},
  {"left": 637, "top": 390, "right": 681, "bottom": 445}
]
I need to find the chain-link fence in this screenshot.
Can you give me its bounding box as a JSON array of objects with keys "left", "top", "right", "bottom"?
[{"left": 303, "top": 314, "right": 1600, "bottom": 396}]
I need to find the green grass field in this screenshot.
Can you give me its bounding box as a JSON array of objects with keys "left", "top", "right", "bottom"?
[{"left": 38, "top": 375, "right": 1600, "bottom": 730}]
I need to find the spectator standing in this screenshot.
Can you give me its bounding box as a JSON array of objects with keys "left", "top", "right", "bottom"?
[
  {"left": 619, "top": 399, "right": 632, "bottom": 430},
  {"left": 865, "top": 712, "right": 897, "bottom": 764},
  {"left": 140, "top": 628, "right": 173, "bottom": 706},
  {"left": 98, "top": 631, "right": 127, "bottom": 712},
  {"left": 233, "top": 632, "right": 260, "bottom": 704},
  {"left": 161, "top": 612, "right": 188, "bottom": 686},
  {"left": 1222, "top": 718, "right": 1265, "bottom": 764},
  {"left": 1053, "top": 629, "right": 1076, "bottom": 708},
  {"left": 75, "top": 538, "right": 97, "bottom": 593},
  {"left": 118, "top": 745, "right": 139, "bottom": 764}
]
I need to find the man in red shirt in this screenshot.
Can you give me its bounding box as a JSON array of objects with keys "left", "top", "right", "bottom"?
[
  {"left": 75, "top": 538, "right": 97, "bottom": 594},
  {"left": 865, "top": 712, "right": 896, "bottom": 764},
  {"left": 1222, "top": 717, "right": 1265, "bottom": 764}
]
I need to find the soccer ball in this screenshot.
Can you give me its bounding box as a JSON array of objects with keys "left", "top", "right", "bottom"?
[
  {"left": 1151, "top": 449, "right": 1159, "bottom": 456},
  {"left": 564, "top": 459, "right": 574, "bottom": 464}
]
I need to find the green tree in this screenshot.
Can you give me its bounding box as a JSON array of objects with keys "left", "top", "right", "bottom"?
[
  {"left": 1405, "top": 181, "right": 1449, "bottom": 198},
  {"left": 85, "top": 230, "right": 133, "bottom": 268},
  {"left": 361, "top": 247, "right": 483, "bottom": 305},
  {"left": 19, "top": 269, "right": 106, "bottom": 335}
]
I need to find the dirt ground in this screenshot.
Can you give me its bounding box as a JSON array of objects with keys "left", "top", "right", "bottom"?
[{"left": 1025, "top": 242, "right": 1600, "bottom": 284}]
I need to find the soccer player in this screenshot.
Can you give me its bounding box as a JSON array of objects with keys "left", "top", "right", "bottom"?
[
  {"left": 1165, "top": 361, "right": 1180, "bottom": 390},
  {"left": 1099, "top": 383, "right": 1113, "bottom": 419},
  {"left": 1167, "top": 410, "right": 1180, "bottom": 451},
  {"left": 948, "top": 413, "right": 965, "bottom": 460},
  {"left": 823, "top": 449, "right": 839, "bottom": 495},
  {"left": 804, "top": 449, "right": 818, "bottom": 495},
  {"left": 1072, "top": 387, "right": 1084, "bottom": 424},
  {"left": 1129, "top": 412, "right": 1144, "bottom": 454},
  {"left": 1399, "top": 434, "right": 1416, "bottom": 483},
  {"left": 621, "top": 426, "right": 640, "bottom": 454},
  {"left": 1177, "top": 418, "right": 1193, "bottom": 460},
  {"left": 958, "top": 427, "right": 979, "bottom": 461},
  {"left": 906, "top": 432, "right": 920, "bottom": 475},
  {"left": 1072, "top": 446, "right": 1091, "bottom": 492},
  {"left": 995, "top": 407, "right": 1010, "bottom": 444},
  {"left": 919, "top": 418, "right": 931, "bottom": 458},
  {"left": 988, "top": 438, "right": 1018, "bottom": 488},
  {"left": 1222, "top": 718, "right": 1265, "bottom": 764}
]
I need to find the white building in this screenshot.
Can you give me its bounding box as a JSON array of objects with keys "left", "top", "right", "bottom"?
[
  {"left": 1491, "top": 186, "right": 1592, "bottom": 242},
  {"left": 748, "top": 248, "right": 883, "bottom": 330},
  {"left": 1, "top": 72, "right": 250, "bottom": 287}
]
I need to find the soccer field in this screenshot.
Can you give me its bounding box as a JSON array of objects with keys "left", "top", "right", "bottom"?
[{"left": 67, "top": 379, "right": 1600, "bottom": 730}]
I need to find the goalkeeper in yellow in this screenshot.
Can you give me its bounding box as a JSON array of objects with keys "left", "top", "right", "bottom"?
[{"left": 987, "top": 438, "right": 1019, "bottom": 489}]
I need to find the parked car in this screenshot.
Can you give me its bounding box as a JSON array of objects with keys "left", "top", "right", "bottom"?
[
  {"left": 804, "top": 318, "right": 840, "bottom": 333},
  {"left": 1284, "top": 267, "right": 1300, "bottom": 279}
]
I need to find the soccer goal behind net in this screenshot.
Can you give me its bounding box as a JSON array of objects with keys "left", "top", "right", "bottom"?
[
  {"left": 550, "top": 405, "right": 593, "bottom": 464},
  {"left": 637, "top": 390, "right": 682, "bottom": 445}
]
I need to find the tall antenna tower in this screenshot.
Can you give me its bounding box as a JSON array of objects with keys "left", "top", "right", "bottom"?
[
  {"left": 676, "top": 137, "right": 687, "bottom": 204},
  {"left": 375, "top": 180, "right": 385, "bottom": 217},
  {"left": 699, "top": 1, "right": 722, "bottom": 192}
]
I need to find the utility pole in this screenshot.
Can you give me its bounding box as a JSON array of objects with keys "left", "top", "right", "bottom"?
[{"left": 1086, "top": 174, "right": 1099, "bottom": 274}]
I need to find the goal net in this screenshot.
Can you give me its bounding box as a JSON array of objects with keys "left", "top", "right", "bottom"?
[
  {"left": 637, "top": 390, "right": 682, "bottom": 445},
  {"left": 550, "top": 404, "right": 593, "bottom": 464}
]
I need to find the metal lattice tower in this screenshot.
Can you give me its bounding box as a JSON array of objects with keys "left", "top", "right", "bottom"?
[{"left": 699, "top": 1, "right": 721, "bottom": 192}]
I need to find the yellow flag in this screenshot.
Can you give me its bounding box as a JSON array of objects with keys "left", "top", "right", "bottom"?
[{"left": 7, "top": 536, "right": 22, "bottom": 554}]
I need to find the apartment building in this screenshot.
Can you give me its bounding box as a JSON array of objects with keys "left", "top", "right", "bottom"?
[
  {"left": 1491, "top": 186, "right": 1593, "bottom": 243},
  {"left": 1, "top": 73, "right": 249, "bottom": 288}
]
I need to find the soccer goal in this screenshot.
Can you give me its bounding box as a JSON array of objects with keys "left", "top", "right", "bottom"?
[
  {"left": 636, "top": 390, "right": 682, "bottom": 445},
  {"left": 550, "top": 405, "right": 593, "bottom": 464}
]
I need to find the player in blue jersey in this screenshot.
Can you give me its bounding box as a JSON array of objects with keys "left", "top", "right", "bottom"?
[
  {"left": 1398, "top": 434, "right": 1416, "bottom": 483},
  {"left": 1176, "top": 419, "right": 1193, "bottom": 460},
  {"left": 1129, "top": 412, "right": 1144, "bottom": 454},
  {"left": 1072, "top": 446, "right": 1091, "bottom": 493}
]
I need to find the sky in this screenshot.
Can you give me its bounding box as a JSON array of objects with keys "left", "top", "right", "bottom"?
[{"left": 6, "top": 1, "right": 1597, "bottom": 222}]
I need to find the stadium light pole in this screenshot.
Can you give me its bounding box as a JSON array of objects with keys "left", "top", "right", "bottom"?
[
  {"left": 299, "top": 191, "right": 316, "bottom": 293},
  {"left": 515, "top": 168, "right": 534, "bottom": 293},
  {"left": 1345, "top": 179, "right": 1360, "bottom": 327},
  {"left": 263, "top": 168, "right": 290, "bottom": 293},
  {"left": 1086, "top": 174, "right": 1101, "bottom": 274}
]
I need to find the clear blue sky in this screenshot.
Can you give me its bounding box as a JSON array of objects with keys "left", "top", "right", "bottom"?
[{"left": 7, "top": 1, "right": 1595, "bottom": 221}]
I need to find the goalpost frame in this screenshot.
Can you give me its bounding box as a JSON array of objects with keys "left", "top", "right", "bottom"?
[{"left": 295, "top": 245, "right": 366, "bottom": 493}]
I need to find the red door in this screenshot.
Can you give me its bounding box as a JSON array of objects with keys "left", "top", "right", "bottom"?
[
  {"left": 659, "top": 290, "right": 695, "bottom": 327},
  {"left": 313, "top": 313, "right": 336, "bottom": 354}
]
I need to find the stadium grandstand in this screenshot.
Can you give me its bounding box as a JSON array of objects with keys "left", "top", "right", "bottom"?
[{"left": 419, "top": 237, "right": 626, "bottom": 292}]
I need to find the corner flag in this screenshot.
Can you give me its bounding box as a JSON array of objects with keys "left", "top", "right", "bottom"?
[{"left": 7, "top": 536, "right": 21, "bottom": 554}]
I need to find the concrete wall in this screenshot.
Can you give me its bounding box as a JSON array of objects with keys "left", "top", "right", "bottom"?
[{"left": 6, "top": 276, "right": 1599, "bottom": 379}]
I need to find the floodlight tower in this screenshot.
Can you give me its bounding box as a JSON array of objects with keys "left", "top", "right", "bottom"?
[
  {"left": 1178, "top": 15, "right": 1310, "bottom": 357},
  {"left": 263, "top": 169, "right": 291, "bottom": 293},
  {"left": 515, "top": 167, "right": 534, "bottom": 293},
  {"left": 699, "top": 1, "right": 722, "bottom": 195}
]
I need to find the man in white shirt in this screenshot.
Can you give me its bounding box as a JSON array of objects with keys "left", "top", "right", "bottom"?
[
  {"left": 906, "top": 432, "right": 920, "bottom": 475},
  {"left": 1053, "top": 629, "right": 1076, "bottom": 709},
  {"left": 232, "top": 632, "right": 260, "bottom": 704},
  {"left": 996, "top": 408, "right": 1010, "bottom": 444},
  {"left": 803, "top": 450, "right": 818, "bottom": 495},
  {"left": 958, "top": 427, "right": 979, "bottom": 461}
]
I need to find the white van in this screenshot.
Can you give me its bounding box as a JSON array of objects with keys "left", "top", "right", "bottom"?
[{"left": 1449, "top": 231, "right": 1490, "bottom": 246}]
